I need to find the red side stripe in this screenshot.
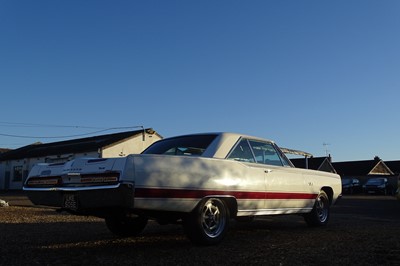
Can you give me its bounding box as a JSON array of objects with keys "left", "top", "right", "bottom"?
[{"left": 134, "top": 188, "right": 316, "bottom": 200}]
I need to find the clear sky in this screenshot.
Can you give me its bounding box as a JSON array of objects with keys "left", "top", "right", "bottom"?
[{"left": 1, "top": 1, "right": 400, "bottom": 162}]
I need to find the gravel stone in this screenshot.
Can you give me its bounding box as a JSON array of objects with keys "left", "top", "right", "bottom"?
[{"left": 0, "top": 192, "right": 399, "bottom": 265}]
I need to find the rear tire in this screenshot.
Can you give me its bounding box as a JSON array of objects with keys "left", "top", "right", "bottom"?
[
  {"left": 183, "top": 198, "right": 229, "bottom": 246},
  {"left": 304, "top": 191, "right": 330, "bottom": 227},
  {"left": 105, "top": 212, "right": 148, "bottom": 237}
]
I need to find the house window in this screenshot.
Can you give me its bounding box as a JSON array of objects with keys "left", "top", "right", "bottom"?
[{"left": 13, "top": 166, "right": 23, "bottom": 182}]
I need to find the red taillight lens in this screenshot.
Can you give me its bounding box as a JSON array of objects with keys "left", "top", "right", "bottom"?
[
  {"left": 80, "top": 172, "right": 119, "bottom": 184},
  {"left": 27, "top": 176, "right": 61, "bottom": 187}
]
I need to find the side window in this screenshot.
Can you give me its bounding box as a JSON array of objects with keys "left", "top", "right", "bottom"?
[
  {"left": 248, "top": 140, "right": 283, "bottom": 166},
  {"left": 227, "top": 139, "right": 255, "bottom": 163}
]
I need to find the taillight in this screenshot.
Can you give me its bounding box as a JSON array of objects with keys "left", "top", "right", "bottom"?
[
  {"left": 26, "top": 176, "right": 61, "bottom": 187},
  {"left": 79, "top": 172, "right": 119, "bottom": 184}
]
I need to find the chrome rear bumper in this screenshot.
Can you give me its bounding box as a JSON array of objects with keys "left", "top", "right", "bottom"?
[{"left": 23, "top": 182, "right": 135, "bottom": 213}]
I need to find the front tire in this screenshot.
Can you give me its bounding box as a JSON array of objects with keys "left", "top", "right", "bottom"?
[
  {"left": 183, "top": 198, "right": 229, "bottom": 246},
  {"left": 105, "top": 212, "right": 148, "bottom": 237},
  {"left": 304, "top": 191, "right": 330, "bottom": 227}
]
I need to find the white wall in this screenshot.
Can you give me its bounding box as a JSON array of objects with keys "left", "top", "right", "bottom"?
[
  {"left": 0, "top": 162, "right": 4, "bottom": 190},
  {"left": 7, "top": 159, "right": 27, "bottom": 190}
]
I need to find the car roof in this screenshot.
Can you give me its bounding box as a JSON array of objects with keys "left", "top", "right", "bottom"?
[
  {"left": 167, "top": 132, "right": 274, "bottom": 143},
  {"left": 156, "top": 132, "right": 276, "bottom": 159}
]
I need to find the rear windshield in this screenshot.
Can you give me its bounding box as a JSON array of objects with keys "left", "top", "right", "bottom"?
[{"left": 142, "top": 134, "right": 217, "bottom": 156}]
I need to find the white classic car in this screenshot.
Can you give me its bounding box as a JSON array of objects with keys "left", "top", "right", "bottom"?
[{"left": 23, "top": 132, "right": 342, "bottom": 245}]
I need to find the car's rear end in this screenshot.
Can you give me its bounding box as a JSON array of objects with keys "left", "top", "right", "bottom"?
[{"left": 23, "top": 157, "right": 135, "bottom": 217}]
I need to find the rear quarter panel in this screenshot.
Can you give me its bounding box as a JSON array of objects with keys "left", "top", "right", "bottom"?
[{"left": 298, "top": 168, "right": 342, "bottom": 204}]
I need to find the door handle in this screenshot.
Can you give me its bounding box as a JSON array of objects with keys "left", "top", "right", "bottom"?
[{"left": 265, "top": 169, "right": 273, "bottom": 173}]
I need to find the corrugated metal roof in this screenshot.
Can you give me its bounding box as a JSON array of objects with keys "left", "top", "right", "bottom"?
[
  {"left": 0, "top": 148, "right": 12, "bottom": 154},
  {"left": 0, "top": 129, "right": 156, "bottom": 161}
]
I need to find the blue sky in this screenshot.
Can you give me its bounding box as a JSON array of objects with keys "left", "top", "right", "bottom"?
[{"left": 1, "top": 1, "right": 399, "bottom": 162}]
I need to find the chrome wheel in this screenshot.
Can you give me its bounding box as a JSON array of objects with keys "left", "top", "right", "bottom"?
[
  {"left": 315, "top": 193, "right": 329, "bottom": 223},
  {"left": 304, "top": 191, "right": 330, "bottom": 227},
  {"left": 201, "top": 199, "right": 227, "bottom": 238},
  {"left": 183, "top": 198, "right": 230, "bottom": 245}
]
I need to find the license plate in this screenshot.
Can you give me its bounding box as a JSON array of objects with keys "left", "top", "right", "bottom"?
[{"left": 63, "top": 194, "right": 78, "bottom": 211}]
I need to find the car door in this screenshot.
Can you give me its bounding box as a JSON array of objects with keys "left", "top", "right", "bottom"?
[
  {"left": 226, "top": 138, "right": 267, "bottom": 212},
  {"left": 247, "top": 140, "right": 309, "bottom": 212}
]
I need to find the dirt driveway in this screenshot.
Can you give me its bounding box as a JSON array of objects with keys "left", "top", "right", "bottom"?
[{"left": 1, "top": 192, "right": 399, "bottom": 265}]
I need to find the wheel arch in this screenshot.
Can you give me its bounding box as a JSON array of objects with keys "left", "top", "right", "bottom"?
[{"left": 321, "top": 186, "right": 333, "bottom": 204}]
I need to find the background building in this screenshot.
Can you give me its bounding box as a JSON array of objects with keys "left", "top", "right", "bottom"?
[
  {"left": 0, "top": 129, "right": 161, "bottom": 190},
  {"left": 332, "top": 157, "right": 395, "bottom": 186},
  {"left": 290, "top": 156, "right": 337, "bottom": 173}
]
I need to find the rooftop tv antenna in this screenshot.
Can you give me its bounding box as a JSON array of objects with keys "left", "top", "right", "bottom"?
[{"left": 323, "top": 142, "right": 330, "bottom": 157}]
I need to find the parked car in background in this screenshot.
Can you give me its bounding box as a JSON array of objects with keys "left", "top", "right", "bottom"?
[
  {"left": 341, "top": 178, "right": 362, "bottom": 194},
  {"left": 363, "top": 177, "right": 393, "bottom": 195},
  {"left": 23, "top": 132, "right": 342, "bottom": 245}
]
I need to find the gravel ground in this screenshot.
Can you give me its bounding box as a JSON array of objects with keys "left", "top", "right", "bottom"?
[{"left": 1, "top": 192, "right": 400, "bottom": 266}]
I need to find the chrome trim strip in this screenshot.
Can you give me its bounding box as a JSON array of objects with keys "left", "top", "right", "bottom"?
[
  {"left": 23, "top": 183, "right": 121, "bottom": 192},
  {"left": 236, "top": 207, "right": 312, "bottom": 216}
]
